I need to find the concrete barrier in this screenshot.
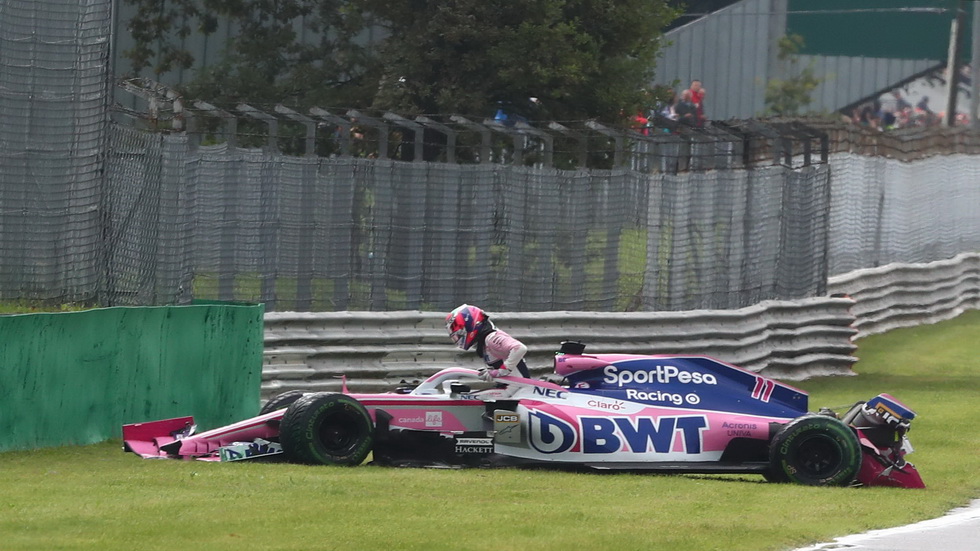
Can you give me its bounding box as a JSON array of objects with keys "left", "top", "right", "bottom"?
[
  {"left": 262, "top": 254, "right": 980, "bottom": 397},
  {"left": 828, "top": 253, "right": 980, "bottom": 339},
  {"left": 262, "top": 297, "right": 858, "bottom": 397},
  {"left": 262, "top": 255, "right": 980, "bottom": 397}
]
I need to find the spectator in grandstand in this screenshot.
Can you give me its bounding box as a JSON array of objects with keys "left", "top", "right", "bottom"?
[
  {"left": 687, "top": 79, "right": 707, "bottom": 126},
  {"left": 446, "top": 304, "right": 531, "bottom": 380},
  {"left": 892, "top": 91, "right": 912, "bottom": 112},
  {"left": 916, "top": 95, "right": 932, "bottom": 114},
  {"left": 675, "top": 89, "right": 698, "bottom": 126},
  {"left": 655, "top": 88, "right": 678, "bottom": 121},
  {"left": 632, "top": 110, "right": 651, "bottom": 135},
  {"left": 845, "top": 91, "right": 956, "bottom": 130}
]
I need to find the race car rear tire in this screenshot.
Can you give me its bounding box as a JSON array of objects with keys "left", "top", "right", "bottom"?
[
  {"left": 769, "top": 415, "right": 861, "bottom": 486},
  {"left": 259, "top": 390, "right": 306, "bottom": 415},
  {"left": 279, "top": 393, "right": 374, "bottom": 466}
]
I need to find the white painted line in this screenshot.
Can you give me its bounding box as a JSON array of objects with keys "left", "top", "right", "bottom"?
[{"left": 793, "top": 499, "right": 980, "bottom": 551}]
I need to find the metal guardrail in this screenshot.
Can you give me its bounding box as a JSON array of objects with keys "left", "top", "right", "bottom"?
[
  {"left": 262, "top": 297, "right": 859, "bottom": 397},
  {"left": 262, "top": 254, "right": 980, "bottom": 397},
  {"left": 828, "top": 253, "right": 980, "bottom": 338}
]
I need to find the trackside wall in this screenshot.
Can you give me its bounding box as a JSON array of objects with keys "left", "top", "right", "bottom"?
[
  {"left": 262, "top": 255, "right": 980, "bottom": 397},
  {"left": 0, "top": 303, "right": 264, "bottom": 452},
  {"left": 828, "top": 253, "right": 980, "bottom": 338},
  {"left": 262, "top": 297, "right": 858, "bottom": 397}
]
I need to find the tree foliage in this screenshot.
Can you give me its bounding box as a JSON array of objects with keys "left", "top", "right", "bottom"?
[
  {"left": 763, "top": 33, "right": 822, "bottom": 117},
  {"left": 362, "top": 0, "right": 679, "bottom": 121},
  {"left": 123, "top": 0, "right": 378, "bottom": 108},
  {"left": 122, "top": 0, "right": 679, "bottom": 121}
]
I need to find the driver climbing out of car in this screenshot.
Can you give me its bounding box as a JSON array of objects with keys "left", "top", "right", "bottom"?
[{"left": 446, "top": 304, "right": 531, "bottom": 380}]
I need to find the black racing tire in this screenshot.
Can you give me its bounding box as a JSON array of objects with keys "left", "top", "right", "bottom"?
[
  {"left": 762, "top": 465, "right": 790, "bottom": 484},
  {"left": 259, "top": 390, "right": 306, "bottom": 415},
  {"left": 279, "top": 393, "right": 374, "bottom": 466},
  {"left": 769, "top": 415, "right": 862, "bottom": 486}
]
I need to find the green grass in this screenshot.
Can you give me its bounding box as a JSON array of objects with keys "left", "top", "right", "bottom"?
[
  {"left": 189, "top": 226, "right": 651, "bottom": 312},
  {"left": 0, "top": 302, "right": 93, "bottom": 314},
  {"left": 2, "top": 311, "right": 978, "bottom": 551}
]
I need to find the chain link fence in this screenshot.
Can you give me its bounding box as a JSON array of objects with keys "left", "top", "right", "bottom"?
[
  {"left": 2, "top": 2, "right": 979, "bottom": 312},
  {"left": 96, "top": 122, "right": 839, "bottom": 312},
  {"left": 0, "top": 0, "right": 112, "bottom": 304}
]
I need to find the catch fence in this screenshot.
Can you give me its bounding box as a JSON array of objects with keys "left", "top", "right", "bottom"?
[
  {"left": 98, "top": 119, "right": 835, "bottom": 312},
  {"left": 0, "top": 0, "right": 112, "bottom": 304},
  {"left": 2, "top": 2, "right": 979, "bottom": 312}
]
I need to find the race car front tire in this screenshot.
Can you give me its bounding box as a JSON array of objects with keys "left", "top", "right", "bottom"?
[
  {"left": 259, "top": 390, "right": 306, "bottom": 415},
  {"left": 768, "top": 415, "right": 861, "bottom": 486},
  {"left": 279, "top": 393, "right": 374, "bottom": 466}
]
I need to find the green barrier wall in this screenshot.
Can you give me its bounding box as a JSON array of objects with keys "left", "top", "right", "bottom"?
[{"left": 0, "top": 303, "right": 264, "bottom": 452}]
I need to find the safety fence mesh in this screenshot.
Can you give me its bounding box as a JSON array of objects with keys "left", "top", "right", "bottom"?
[
  {"left": 0, "top": 1, "right": 111, "bottom": 304},
  {"left": 104, "top": 129, "right": 660, "bottom": 311},
  {"left": 96, "top": 127, "right": 838, "bottom": 312},
  {"left": 92, "top": 126, "right": 980, "bottom": 312},
  {"left": 11, "top": 114, "right": 980, "bottom": 312},
  {"left": 828, "top": 152, "right": 980, "bottom": 276},
  {"left": 2, "top": 1, "right": 979, "bottom": 312}
]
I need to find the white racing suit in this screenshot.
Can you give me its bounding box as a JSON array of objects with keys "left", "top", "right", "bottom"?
[{"left": 479, "top": 328, "right": 530, "bottom": 379}]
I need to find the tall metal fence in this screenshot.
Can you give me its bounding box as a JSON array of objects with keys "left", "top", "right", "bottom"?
[
  {"left": 95, "top": 107, "right": 980, "bottom": 312},
  {"left": 0, "top": 0, "right": 112, "bottom": 304},
  {"left": 98, "top": 122, "right": 837, "bottom": 312},
  {"left": 2, "top": 1, "right": 979, "bottom": 313}
]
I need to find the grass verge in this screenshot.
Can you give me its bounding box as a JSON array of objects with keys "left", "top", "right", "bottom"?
[{"left": 1, "top": 311, "right": 978, "bottom": 551}]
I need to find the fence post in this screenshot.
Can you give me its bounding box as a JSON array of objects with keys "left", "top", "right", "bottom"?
[
  {"left": 415, "top": 116, "right": 457, "bottom": 163},
  {"left": 449, "top": 115, "right": 492, "bottom": 163},
  {"left": 309, "top": 107, "right": 352, "bottom": 157},
  {"left": 484, "top": 118, "right": 525, "bottom": 165},
  {"left": 274, "top": 104, "right": 317, "bottom": 157},
  {"left": 383, "top": 112, "right": 424, "bottom": 161},
  {"left": 585, "top": 120, "right": 625, "bottom": 167},
  {"left": 193, "top": 101, "right": 238, "bottom": 147},
  {"left": 514, "top": 121, "right": 554, "bottom": 168},
  {"left": 347, "top": 109, "right": 389, "bottom": 159},
  {"left": 237, "top": 103, "right": 279, "bottom": 153},
  {"left": 547, "top": 122, "right": 587, "bottom": 168}
]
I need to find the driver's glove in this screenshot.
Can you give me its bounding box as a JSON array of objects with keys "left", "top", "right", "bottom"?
[{"left": 483, "top": 366, "right": 512, "bottom": 379}]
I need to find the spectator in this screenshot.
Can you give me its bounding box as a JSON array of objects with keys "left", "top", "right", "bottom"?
[
  {"left": 655, "top": 88, "right": 678, "bottom": 121},
  {"left": 675, "top": 89, "right": 697, "bottom": 126},
  {"left": 687, "top": 79, "right": 707, "bottom": 126},
  {"left": 916, "top": 95, "right": 932, "bottom": 114},
  {"left": 632, "top": 110, "right": 650, "bottom": 135},
  {"left": 892, "top": 91, "right": 912, "bottom": 112}
]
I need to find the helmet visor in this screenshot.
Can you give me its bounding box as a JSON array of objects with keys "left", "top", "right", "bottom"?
[{"left": 449, "top": 328, "right": 467, "bottom": 349}]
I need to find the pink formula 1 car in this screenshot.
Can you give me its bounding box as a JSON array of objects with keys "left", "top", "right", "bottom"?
[{"left": 123, "top": 342, "right": 925, "bottom": 488}]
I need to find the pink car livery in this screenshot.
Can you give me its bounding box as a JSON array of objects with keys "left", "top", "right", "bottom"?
[{"left": 123, "top": 342, "right": 925, "bottom": 488}]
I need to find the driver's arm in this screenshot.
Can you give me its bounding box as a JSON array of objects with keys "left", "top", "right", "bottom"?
[{"left": 485, "top": 331, "right": 527, "bottom": 376}]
